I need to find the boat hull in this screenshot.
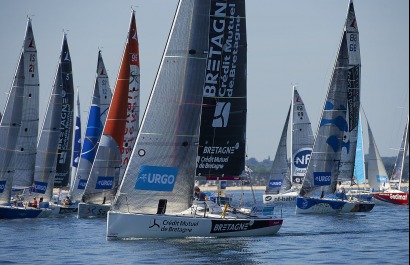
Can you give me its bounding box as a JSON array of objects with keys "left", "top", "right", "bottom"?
[
  {"left": 0, "top": 206, "right": 52, "bottom": 219},
  {"left": 263, "top": 191, "right": 298, "bottom": 204},
  {"left": 49, "top": 204, "right": 78, "bottom": 216},
  {"left": 107, "top": 211, "right": 283, "bottom": 239},
  {"left": 295, "top": 197, "right": 375, "bottom": 214},
  {"left": 77, "top": 202, "right": 110, "bottom": 218},
  {"left": 371, "top": 191, "right": 408, "bottom": 205}
]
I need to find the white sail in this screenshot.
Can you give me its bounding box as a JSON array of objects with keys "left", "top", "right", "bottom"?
[
  {"left": 367, "top": 121, "right": 390, "bottom": 192},
  {"left": 69, "top": 51, "right": 112, "bottom": 203},
  {"left": 265, "top": 105, "right": 291, "bottom": 194},
  {"left": 0, "top": 18, "right": 36, "bottom": 204},
  {"left": 391, "top": 116, "right": 409, "bottom": 189},
  {"left": 291, "top": 87, "right": 314, "bottom": 185}
]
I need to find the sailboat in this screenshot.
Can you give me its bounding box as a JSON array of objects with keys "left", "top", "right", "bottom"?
[
  {"left": 368, "top": 117, "right": 409, "bottom": 205},
  {"left": 295, "top": 0, "right": 374, "bottom": 214},
  {"left": 263, "top": 86, "right": 314, "bottom": 204},
  {"left": 71, "top": 90, "right": 82, "bottom": 187},
  {"left": 29, "top": 33, "right": 78, "bottom": 215},
  {"left": 77, "top": 11, "right": 140, "bottom": 218},
  {"left": 0, "top": 18, "right": 51, "bottom": 219},
  {"left": 69, "top": 50, "right": 112, "bottom": 211},
  {"left": 107, "top": 0, "right": 283, "bottom": 239}
]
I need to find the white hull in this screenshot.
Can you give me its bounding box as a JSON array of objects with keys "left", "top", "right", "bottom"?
[
  {"left": 49, "top": 203, "right": 78, "bottom": 216},
  {"left": 77, "top": 202, "right": 111, "bottom": 218},
  {"left": 263, "top": 191, "right": 298, "bottom": 204},
  {"left": 107, "top": 211, "right": 283, "bottom": 240}
]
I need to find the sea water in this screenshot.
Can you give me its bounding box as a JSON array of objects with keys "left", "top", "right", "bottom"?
[{"left": 0, "top": 190, "right": 408, "bottom": 265}]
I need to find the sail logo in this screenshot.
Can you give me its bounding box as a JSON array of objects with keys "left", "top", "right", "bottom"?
[
  {"left": 293, "top": 148, "right": 312, "bottom": 169},
  {"left": 78, "top": 179, "right": 87, "bottom": 190},
  {"left": 211, "top": 220, "right": 249, "bottom": 233},
  {"left": 95, "top": 176, "right": 114, "bottom": 190},
  {"left": 212, "top": 102, "right": 231, "bottom": 128},
  {"left": 135, "top": 166, "right": 178, "bottom": 192},
  {"left": 313, "top": 172, "right": 332, "bottom": 186},
  {"left": 269, "top": 180, "right": 282, "bottom": 188},
  {"left": 33, "top": 181, "right": 48, "bottom": 194},
  {"left": 376, "top": 175, "right": 388, "bottom": 183},
  {"left": 0, "top": 180, "right": 6, "bottom": 193}
]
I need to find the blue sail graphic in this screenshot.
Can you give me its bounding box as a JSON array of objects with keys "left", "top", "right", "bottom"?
[{"left": 353, "top": 116, "right": 365, "bottom": 184}]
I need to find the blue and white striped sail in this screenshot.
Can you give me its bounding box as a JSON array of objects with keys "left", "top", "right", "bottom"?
[
  {"left": 69, "top": 51, "right": 112, "bottom": 203},
  {"left": 353, "top": 115, "right": 365, "bottom": 185},
  {"left": 71, "top": 90, "right": 82, "bottom": 187},
  {"left": 299, "top": 0, "right": 361, "bottom": 198},
  {"left": 32, "top": 34, "right": 70, "bottom": 202},
  {"left": 0, "top": 18, "right": 38, "bottom": 204}
]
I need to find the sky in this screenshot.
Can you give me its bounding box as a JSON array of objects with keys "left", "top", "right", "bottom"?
[{"left": 0, "top": 0, "right": 408, "bottom": 161}]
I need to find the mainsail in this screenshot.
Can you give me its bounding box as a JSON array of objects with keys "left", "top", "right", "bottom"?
[
  {"left": 0, "top": 18, "right": 37, "bottom": 204},
  {"left": 12, "top": 18, "right": 40, "bottom": 190},
  {"left": 299, "top": 1, "right": 360, "bottom": 198},
  {"left": 54, "top": 34, "right": 75, "bottom": 188},
  {"left": 391, "top": 115, "right": 409, "bottom": 189},
  {"left": 69, "top": 51, "right": 112, "bottom": 203},
  {"left": 82, "top": 11, "right": 140, "bottom": 204},
  {"left": 265, "top": 105, "right": 291, "bottom": 194},
  {"left": 32, "top": 34, "right": 69, "bottom": 201},
  {"left": 291, "top": 87, "right": 314, "bottom": 185},
  {"left": 196, "top": 1, "right": 247, "bottom": 180}
]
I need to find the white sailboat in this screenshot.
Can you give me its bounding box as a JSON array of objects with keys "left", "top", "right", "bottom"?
[
  {"left": 263, "top": 86, "right": 314, "bottom": 204},
  {"left": 0, "top": 18, "right": 51, "bottom": 219},
  {"left": 77, "top": 11, "right": 140, "bottom": 218},
  {"left": 295, "top": 0, "right": 374, "bottom": 214},
  {"left": 69, "top": 50, "right": 112, "bottom": 213},
  {"left": 107, "top": 0, "right": 283, "bottom": 239},
  {"left": 368, "top": 117, "right": 409, "bottom": 205}
]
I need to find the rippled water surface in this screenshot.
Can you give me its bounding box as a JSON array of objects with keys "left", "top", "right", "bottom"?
[{"left": 1, "top": 190, "right": 408, "bottom": 265}]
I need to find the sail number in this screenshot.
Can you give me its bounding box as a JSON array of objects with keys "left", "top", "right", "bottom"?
[{"left": 349, "top": 34, "right": 358, "bottom": 52}]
